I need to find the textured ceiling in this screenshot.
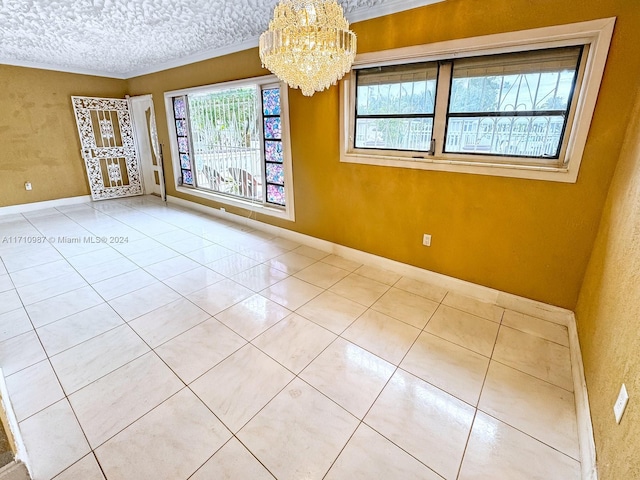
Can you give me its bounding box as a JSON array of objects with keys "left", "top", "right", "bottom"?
[{"left": 0, "top": 0, "right": 439, "bottom": 78}]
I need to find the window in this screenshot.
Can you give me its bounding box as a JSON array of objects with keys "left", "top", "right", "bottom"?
[
  {"left": 165, "top": 76, "right": 294, "bottom": 220},
  {"left": 341, "top": 18, "right": 615, "bottom": 183},
  {"left": 444, "top": 47, "right": 581, "bottom": 159},
  {"left": 355, "top": 62, "right": 437, "bottom": 152}
]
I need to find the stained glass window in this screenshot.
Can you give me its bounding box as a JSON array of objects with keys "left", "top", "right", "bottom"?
[
  {"left": 262, "top": 89, "right": 281, "bottom": 116},
  {"left": 267, "top": 184, "right": 286, "bottom": 205},
  {"left": 173, "top": 97, "right": 187, "bottom": 119},
  {"left": 172, "top": 86, "right": 286, "bottom": 202},
  {"left": 264, "top": 117, "right": 282, "bottom": 140},
  {"left": 173, "top": 96, "right": 193, "bottom": 185},
  {"left": 176, "top": 120, "right": 187, "bottom": 137},
  {"left": 265, "top": 141, "right": 283, "bottom": 163},
  {"left": 262, "top": 87, "right": 285, "bottom": 206},
  {"left": 177, "top": 137, "right": 190, "bottom": 154},
  {"left": 266, "top": 164, "right": 284, "bottom": 185},
  {"left": 182, "top": 169, "right": 193, "bottom": 185}
]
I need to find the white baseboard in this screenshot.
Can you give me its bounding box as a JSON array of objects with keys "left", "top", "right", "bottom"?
[
  {"left": 169, "top": 194, "right": 598, "bottom": 479},
  {"left": 166, "top": 195, "right": 572, "bottom": 323},
  {"left": 0, "top": 368, "right": 29, "bottom": 474},
  {"left": 0, "top": 196, "right": 91, "bottom": 216},
  {"left": 568, "top": 314, "right": 598, "bottom": 480}
]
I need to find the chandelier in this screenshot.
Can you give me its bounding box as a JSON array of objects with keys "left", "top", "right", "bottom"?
[{"left": 259, "top": 0, "right": 357, "bottom": 96}]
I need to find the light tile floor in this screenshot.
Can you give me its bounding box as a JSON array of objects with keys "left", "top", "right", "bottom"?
[{"left": 0, "top": 196, "right": 581, "bottom": 480}]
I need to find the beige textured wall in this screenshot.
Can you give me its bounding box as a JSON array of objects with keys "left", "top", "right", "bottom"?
[
  {"left": 129, "top": 0, "right": 640, "bottom": 309},
  {"left": 575, "top": 86, "right": 640, "bottom": 480},
  {"left": 0, "top": 65, "right": 128, "bottom": 207}
]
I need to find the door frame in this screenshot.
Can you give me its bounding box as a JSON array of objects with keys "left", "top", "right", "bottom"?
[{"left": 129, "top": 94, "right": 166, "bottom": 200}]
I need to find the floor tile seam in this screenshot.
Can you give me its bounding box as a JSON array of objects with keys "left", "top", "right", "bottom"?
[
  {"left": 257, "top": 277, "right": 326, "bottom": 310},
  {"left": 51, "top": 451, "right": 106, "bottom": 480},
  {"left": 77, "top": 260, "right": 140, "bottom": 282},
  {"left": 215, "top": 370, "right": 363, "bottom": 480},
  {"left": 0, "top": 311, "right": 36, "bottom": 344},
  {"left": 394, "top": 364, "right": 484, "bottom": 410},
  {"left": 146, "top": 262, "right": 214, "bottom": 283},
  {"left": 0, "top": 273, "right": 58, "bottom": 382},
  {"left": 393, "top": 281, "right": 449, "bottom": 304},
  {"left": 498, "top": 323, "right": 571, "bottom": 349},
  {"left": 150, "top": 317, "right": 247, "bottom": 371},
  {"left": 187, "top": 367, "right": 297, "bottom": 444},
  {"left": 333, "top": 309, "right": 422, "bottom": 365},
  {"left": 84, "top": 385, "right": 190, "bottom": 454},
  {"left": 16, "top": 280, "right": 92, "bottom": 308},
  {"left": 21, "top": 223, "right": 153, "bottom": 321},
  {"left": 104, "top": 271, "right": 193, "bottom": 310},
  {"left": 454, "top": 324, "right": 499, "bottom": 480},
  {"left": 355, "top": 320, "right": 426, "bottom": 432},
  {"left": 434, "top": 301, "right": 504, "bottom": 326},
  {"left": 244, "top": 324, "right": 336, "bottom": 380},
  {"left": 23, "top": 353, "right": 96, "bottom": 473},
  {"left": 486, "top": 357, "right": 576, "bottom": 394},
  {"left": 366, "top": 300, "right": 439, "bottom": 331},
  {"left": 319, "top": 419, "right": 363, "bottom": 479},
  {"left": 324, "top": 284, "right": 387, "bottom": 309},
  {"left": 218, "top": 436, "right": 278, "bottom": 480},
  {"left": 293, "top": 305, "right": 361, "bottom": 337},
  {"left": 37, "top": 322, "right": 126, "bottom": 359},
  {"left": 358, "top": 420, "right": 447, "bottom": 480},
  {"left": 6, "top": 356, "right": 66, "bottom": 424},
  {"left": 54, "top": 347, "right": 152, "bottom": 398},
  {"left": 410, "top": 327, "right": 493, "bottom": 360},
  {"left": 25, "top": 283, "right": 107, "bottom": 327},
  {"left": 184, "top": 247, "right": 236, "bottom": 264},
  {"left": 473, "top": 409, "right": 582, "bottom": 463}
]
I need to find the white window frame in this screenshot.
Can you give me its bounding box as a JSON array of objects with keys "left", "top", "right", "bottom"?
[
  {"left": 340, "top": 18, "right": 615, "bottom": 183},
  {"left": 165, "top": 74, "right": 295, "bottom": 221}
]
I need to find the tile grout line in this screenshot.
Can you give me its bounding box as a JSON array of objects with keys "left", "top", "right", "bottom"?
[{"left": 454, "top": 309, "right": 504, "bottom": 480}]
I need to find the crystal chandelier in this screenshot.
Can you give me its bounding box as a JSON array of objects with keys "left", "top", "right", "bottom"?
[{"left": 259, "top": 0, "right": 357, "bottom": 96}]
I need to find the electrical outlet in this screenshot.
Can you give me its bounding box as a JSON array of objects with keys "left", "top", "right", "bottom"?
[
  {"left": 422, "top": 234, "right": 432, "bottom": 247},
  {"left": 614, "top": 384, "right": 629, "bottom": 424},
  {"left": 24, "top": 182, "right": 32, "bottom": 191}
]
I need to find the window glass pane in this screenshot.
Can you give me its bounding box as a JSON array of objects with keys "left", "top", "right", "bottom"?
[
  {"left": 175, "top": 119, "right": 187, "bottom": 136},
  {"left": 177, "top": 137, "right": 189, "bottom": 154},
  {"left": 355, "top": 118, "right": 433, "bottom": 151},
  {"left": 264, "top": 117, "right": 282, "bottom": 139},
  {"left": 449, "top": 47, "right": 581, "bottom": 114},
  {"left": 267, "top": 184, "right": 286, "bottom": 205},
  {"left": 445, "top": 115, "right": 566, "bottom": 157},
  {"left": 182, "top": 169, "right": 193, "bottom": 185},
  {"left": 445, "top": 46, "right": 581, "bottom": 159},
  {"left": 180, "top": 153, "right": 191, "bottom": 169},
  {"left": 265, "top": 140, "right": 283, "bottom": 163},
  {"left": 266, "top": 164, "right": 284, "bottom": 185},
  {"left": 356, "top": 62, "right": 437, "bottom": 115},
  {"left": 187, "top": 87, "right": 262, "bottom": 199},
  {"left": 262, "top": 88, "right": 281, "bottom": 116},
  {"left": 173, "top": 97, "right": 186, "bottom": 119}
]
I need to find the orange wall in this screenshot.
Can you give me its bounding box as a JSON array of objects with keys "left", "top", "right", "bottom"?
[
  {"left": 129, "top": 0, "right": 640, "bottom": 309},
  {"left": 575, "top": 85, "right": 640, "bottom": 480},
  {"left": 0, "top": 65, "right": 128, "bottom": 206}
]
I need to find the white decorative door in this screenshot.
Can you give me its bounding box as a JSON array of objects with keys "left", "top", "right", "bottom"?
[{"left": 72, "top": 96, "right": 144, "bottom": 200}]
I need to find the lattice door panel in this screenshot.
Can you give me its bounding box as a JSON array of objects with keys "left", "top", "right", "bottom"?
[{"left": 72, "top": 96, "right": 143, "bottom": 200}]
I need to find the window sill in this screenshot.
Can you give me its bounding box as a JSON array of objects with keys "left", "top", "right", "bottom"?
[
  {"left": 175, "top": 186, "right": 295, "bottom": 221},
  {"left": 340, "top": 152, "right": 576, "bottom": 183}
]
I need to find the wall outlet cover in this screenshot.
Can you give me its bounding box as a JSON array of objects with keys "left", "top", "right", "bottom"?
[
  {"left": 422, "top": 234, "right": 432, "bottom": 247},
  {"left": 614, "top": 383, "right": 629, "bottom": 424}
]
